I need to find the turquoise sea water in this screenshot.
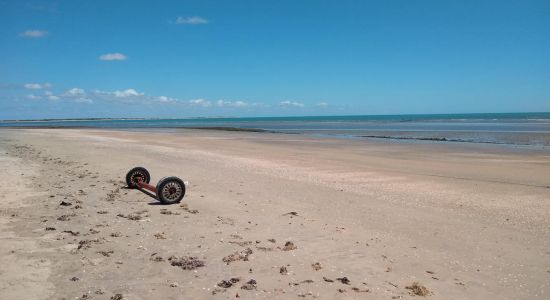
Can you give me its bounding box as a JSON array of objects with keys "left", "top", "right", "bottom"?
[{"left": 2, "top": 113, "right": 550, "bottom": 146}]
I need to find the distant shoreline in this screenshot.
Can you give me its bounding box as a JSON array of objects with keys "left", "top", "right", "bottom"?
[{"left": 2, "top": 112, "right": 550, "bottom": 123}]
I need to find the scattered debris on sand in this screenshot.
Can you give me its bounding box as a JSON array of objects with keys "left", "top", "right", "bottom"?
[
  {"left": 180, "top": 203, "right": 199, "bottom": 214},
  {"left": 352, "top": 287, "right": 370, "bottom": 293},
  {"left": 223, "top": 248, "right": 253, "bottom": 264},
  {"left": 218, "top": 280, "right": 234, "bottom": 288},
  {"left": 168, "top": 255, "right": 205, "bottom": 270},
  {"left": 336, "top": 277, "right": 350, "bottom": 285},
  {"left": 110, "top": 232, "right": 122, "bottom": 237},
  {"left": 323, "top": 277, "right": 334, "bottom": 282},
  {"left": 154, "top": 232, "right": 166, "bottom": 239},
  {"left": 57, "top": 214, "right": 75, "bottom": 221},
  {"left": 98, "top": 250, "right": 114, "bottom": 257},
  {"left": 290, "top": 279, "right": 315, "bottom": 286},
  {"left": 283, "top": 211, "right": 299, "bottom": 217},
  {"left": 77, "top": 238, "right": 101, "bottom": 250},
  {"left": 216, "top": 216, "right": 235, "bottom": 225},
  {"left": 256, "top": 246, "right": 274, "bottom": 251},
  {"left": 240, "top": 279, "right": 257, "bottom": 290},
  {"left": 268, "top": 238, "right": 276, "bottom": 243},
  {"left": 280, "top": 266, "right": 288, "bottom": 275},
  {"left": 150, "top": 253, "right": 164, "bottom": 262},
  {"left": 282, "top": 241, "right": 297, "bottom": 251},
  {"left": 63, "top": 230, "right": 80, "bottom": 236},
  {"left": 117, "top": 213, "right": 145, "bottom": 220},
  {"left": 45, "top": 227, "right": 56, "bottom": 231},
  {"left": 311, "top": 262, "right": 322, "bottom": 271},
  {"left": 406, "top": 282, "right": 431, "bottom": 296},
  {"left": 211, "top": 288, "right": 226, "bottom": 295},
  {"left": 97, "top": 210, "right": 108, "bottom": 214},
  {"left": 110, "top": 294, "right": 124, "bottom": 300},
  {"left": 229, "top": 240, "right": 252, "bottom": 247},
  {"left": 105, "top": 188, "right": 120, "bottom": 202},
  {"left": 160, "top": 208, "right": 181, "bottom": 215}
]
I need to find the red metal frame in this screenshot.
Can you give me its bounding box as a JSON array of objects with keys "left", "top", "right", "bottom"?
[{"left": 137, "top": 180, "right": 157, "bottom": 193}]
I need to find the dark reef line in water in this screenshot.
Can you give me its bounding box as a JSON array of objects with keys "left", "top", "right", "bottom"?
[{"left": 359, "top": 135, "right": 546, "bottom": 146}]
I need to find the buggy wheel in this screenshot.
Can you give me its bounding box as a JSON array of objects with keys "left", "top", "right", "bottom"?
[
  {"left": 126, "top": 167, "right": 151, "bottom": 188},
  {"left": 156, "top": 176, "right": 186, "bottom": 204}
]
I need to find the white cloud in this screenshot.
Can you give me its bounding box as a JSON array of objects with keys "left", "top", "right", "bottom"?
[
  {"left": 64, "top": 88, "right": 85, "bottom": 96},
  {"left": 113, "top": 89, "right": 143, "bottom": 98},
  {"left": 19, "top": 30, "right": 49, "bottom": 38},
  {"left": 217, "top": 100, "right": 249, "bottom": 107},
  {"left": 175, "top": 16, "right": 209, "bottom": 25},
  {"left": 157, "top": 96, "right": 177, "bottom": 103},
  {"left": 189, "top": 98, "right": 211, "bottom": 107},
  {"left": 74, "top": 98, "right": 93, "bottom": 104},
  {"left": 26, "top": 94, "right": 41, "bottom": 100},
  {"left": 44, "top": 91, "right": 60, "bottom": 100},
  {"left": 315, "top": 102, "right": 328, "bottom": 107},
  {"left": 279, "top": 100, "right": 305, "bottom": 108},
  {"left": 24, "top": 83, "right": 51, "bottom": 90},
  {"left": 99, "top": 53, "right": 127, "bottom": 61}
]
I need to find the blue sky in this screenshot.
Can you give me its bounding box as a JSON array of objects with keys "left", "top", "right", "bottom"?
[{"left": 1, "top": 0, "right": 549, "bottom": 119}]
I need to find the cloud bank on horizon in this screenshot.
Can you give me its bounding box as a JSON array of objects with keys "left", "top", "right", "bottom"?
[
  {"left": 10, "top": 82, "right": 328, "bottom": 119},
  {"left": 1, "top": 0, "right": 549, "bottom": 119}
]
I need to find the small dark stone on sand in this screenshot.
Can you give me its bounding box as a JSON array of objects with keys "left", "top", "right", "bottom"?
[
  {"left": 311, "top": 262, "right": 322, "bottom": 271},
  {"left": 218, "top": 280, "right": 233, "bottom": 288},
  {"left": 59, "top": 201, "right": 72, "bottom": 206},
  {"left": 337, "top": 277, "right": 350, "bottom": 285},
  {"left": 405, "top": 282, "right": 431, "bottom": 296},
  {"left": 240, "top": 279, "right": 257, "bottom": 290},
  {"left": 111, "top": 294, "right": 124, "bottom": 300},
  {"left": 168, "top": 256, "right": 205, "bottom": 270},
  {"left": 280, "top": 266, "right": 288, "bottom": 275},
  {"left": 57, "top": 215, "right": 72, "bottom": 221},
  {"left": 282, "top": 241, "right": 297, "bottom": 251},
  {"left": 45, "top": 227, "right": 56, "bottom": 231},
  {"left": 268, "top": 238, "right": 276, "bottom": 243},
  {"left": 70, "top": 276, "right": 79, "bottom": 281},
  {"left": 63, "top": 230, "right": 80, "bottom": 236},
  {"left": 323, "top": 277, "right": 334, "bottom": 282}
]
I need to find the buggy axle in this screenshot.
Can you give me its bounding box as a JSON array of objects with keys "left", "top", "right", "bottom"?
[{"left": 125, "top": 166, "right": 186, "bottom": 204}]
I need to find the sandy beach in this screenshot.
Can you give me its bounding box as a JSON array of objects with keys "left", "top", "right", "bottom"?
[{"left": 0, "top": 128, "right": 549, "bottom": 299}]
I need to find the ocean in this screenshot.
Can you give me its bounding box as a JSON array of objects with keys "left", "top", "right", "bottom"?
[{"left": 2, "top": 112, "right": 550, "bottom": 147}]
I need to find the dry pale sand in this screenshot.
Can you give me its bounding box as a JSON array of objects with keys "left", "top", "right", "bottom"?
[{"left": 0, "top": 128, "right": 549, "bottom": 300}]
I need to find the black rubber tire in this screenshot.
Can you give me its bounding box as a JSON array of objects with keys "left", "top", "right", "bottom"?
[
  {"left": 126, "top": 167, "right": 151, "bottom": 188},
  {"left": 156, "top": 176, "right": 186, "bottom": 204}
]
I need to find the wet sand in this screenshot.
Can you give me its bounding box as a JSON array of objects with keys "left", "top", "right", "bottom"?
[{"left": 0, "top": 128, "right": 549, "bottom": 299}]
